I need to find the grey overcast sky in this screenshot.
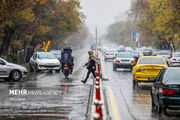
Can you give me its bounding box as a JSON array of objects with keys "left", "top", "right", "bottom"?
[{"left": 80, "top": 0, "right": 131, "bottom": 34}]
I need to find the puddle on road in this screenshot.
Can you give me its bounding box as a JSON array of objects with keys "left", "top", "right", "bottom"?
[{"left": 0, "top": 49, "right": 92, "bottom": 120}]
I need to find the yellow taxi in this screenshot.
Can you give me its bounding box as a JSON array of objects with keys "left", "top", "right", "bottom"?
[{"left": 132, "top": 56, "right": 168, "bottom": 87}]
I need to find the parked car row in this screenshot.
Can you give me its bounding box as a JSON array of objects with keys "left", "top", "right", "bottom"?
[{"left": 0, "top": 50, "right": 62, "bottom": 81}]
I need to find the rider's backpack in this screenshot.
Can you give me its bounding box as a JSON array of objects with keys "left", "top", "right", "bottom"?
[{"left": 61, "top": 50, "right": 72, "bottom": 63}]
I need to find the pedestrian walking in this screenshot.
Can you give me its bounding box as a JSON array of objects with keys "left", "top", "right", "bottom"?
[{"left": 81, "top": 51, "right": 96, "bottom": 84}]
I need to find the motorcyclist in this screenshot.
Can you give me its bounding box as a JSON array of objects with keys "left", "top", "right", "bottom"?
[{"left": 60, "top": 47, "right": 74, "bottom": 74}]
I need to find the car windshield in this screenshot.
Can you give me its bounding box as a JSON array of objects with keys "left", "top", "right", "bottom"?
[
  {"left": 174, "top": 53, "right": 180, "bottom": 57},
  {"left": 139, "top": 57, "right": 165, "bottom": 65},
  {"left": 38, "top": 52, "right": 56, "bottom": 59},
  {"left": 117, "top": 53, "right": 133, "bottom": 58},
  {"left": 164, "top": 69, "right": 180, "bottom": 84}
]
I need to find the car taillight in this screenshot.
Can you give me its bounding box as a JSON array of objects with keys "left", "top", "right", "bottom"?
[
  {"left": 116, "top": 60, "right": 120, "bottom": 63},
  {"left": 64, "top": 64, "right": 68, "bottom": 67},
  {"left": 131, "top": 60, "right": 135, "bottom": 63},
  {"left": 173, "top": 58, "right": 176, "bottom": 61},
  {"left": 163, "top": 89, "right": 176, "bottom": 95}
]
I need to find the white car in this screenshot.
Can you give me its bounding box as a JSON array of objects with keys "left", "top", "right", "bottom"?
[
  {"left": 157, "top": 50, "right": 171, "bottom": 59},
  {"left": 29, "top": 52, "right": 60, "bottom": 73},
  {"left": 171, "top": 52, "right": 180, "bottom": 66},
  {"left": 125, "top": 47, "right": 134, "bottom": 52},
  {"left": 104, "top": 49, "right": 118, "bottom": 61},
  {"left": 113, "top": 52, "right": 135, "bottom": 71},
  {"left": 0, "top": 58, "right": 28, "bottom": 81}
]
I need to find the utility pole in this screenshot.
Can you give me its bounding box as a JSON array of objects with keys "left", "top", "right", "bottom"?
[{"left": 95, "top": 27, "right": 98, "bottom": 56}]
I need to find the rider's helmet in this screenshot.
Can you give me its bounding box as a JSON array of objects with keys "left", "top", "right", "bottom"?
[{"left": 63, "top": 47, "right": 72, "bottom": 53}]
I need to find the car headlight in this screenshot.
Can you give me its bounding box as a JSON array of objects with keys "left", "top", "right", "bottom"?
[{"left": 136, "top": 69, "right": 146, "bottom": 72}]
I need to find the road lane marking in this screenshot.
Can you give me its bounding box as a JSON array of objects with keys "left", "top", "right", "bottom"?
[{"left": 108, "top": 86, "right": 121, "bottom": 120}]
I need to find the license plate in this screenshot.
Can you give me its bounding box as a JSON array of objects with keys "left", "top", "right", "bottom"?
[
  {"left": 148, "top": 77, "right": 155, "bottom": 81},
  {"left": 64, "top": 67, "right": 68, "bottom": 69},
  {"left": 46, "top": 67, "right": 53, "bottom": 69}
]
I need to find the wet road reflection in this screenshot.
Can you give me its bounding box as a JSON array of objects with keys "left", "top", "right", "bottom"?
[{"left": 0, "top": 48, "right": 92, "bottom": 120}]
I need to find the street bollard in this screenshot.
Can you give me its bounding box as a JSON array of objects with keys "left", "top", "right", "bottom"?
[
  {"left": 91, "top": 56, "right": 104, "bottom": 120},
  {"left": 96, "top": 76, "right": 100, "bottom": 85},
  {"left": 94, "top": 99, "right": 103, "bottom": 120},
  {"left": 95, "top": 85, "right": 101, "bottom": 100},
  {"left": 95, "top": 71, "right": 99, "bottom": 77},
  {"left": 96, "top": 76, "right": 100, "bottom": 80},
  {"left": 93, "top": 113, "right": 100, "bottom": 120},
  {"left": 95, "top": 81, "right": 99, "bottom": 85},
  {"left": 96, "top": 58, "right": 101, "bottom": 75}
]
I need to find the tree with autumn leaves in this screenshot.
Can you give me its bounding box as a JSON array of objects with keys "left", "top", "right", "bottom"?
[
  {"left": 131, "top": 0, "right": 180, "bottom": 50},
  {"left": 0, "top": 0, "right": 85, "bottom": 62}
]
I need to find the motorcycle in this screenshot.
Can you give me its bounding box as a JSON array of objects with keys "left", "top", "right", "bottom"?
[{"left": 63, "top": 63, "right": 70, "bottom": 78}]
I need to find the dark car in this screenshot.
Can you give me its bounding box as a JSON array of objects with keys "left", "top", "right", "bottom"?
[
  {"left": 151, "top": 67, "right": 180, "bottom": 115},
  {"left": 130, "top": 52, "right": 140, "bottom": 63},
  {"left": 142, "top": 48, "right": 153, "bottom": 56}
]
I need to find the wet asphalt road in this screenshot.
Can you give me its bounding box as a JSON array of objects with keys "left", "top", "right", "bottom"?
[
  {"left": 0, "top": 48, "right": 93, "bottom": 120},
  {"left": 101, "top": 53, "right": 180, "bottom": 120},
  {"left": 1, "top": 48, "right": 180, "bottom": 120}
]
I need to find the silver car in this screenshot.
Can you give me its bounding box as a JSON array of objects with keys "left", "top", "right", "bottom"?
[
  {"left": 0, "top": 58, "right": 28, "bottom": 81},
  {"left": 171, "top": 52, "right": 180, "bottom": 66},
  {"left": 157, "top": 50, "right": 171, "bottom": 59},
  {"left": 104, "top": 49, "right": 118, "bottom": 61},
  {"left": 29, "top": 52, "right": 60, "bottom": 73},
  {"left": 113, "top": 52, "right": 136, "bottom": 71}
]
